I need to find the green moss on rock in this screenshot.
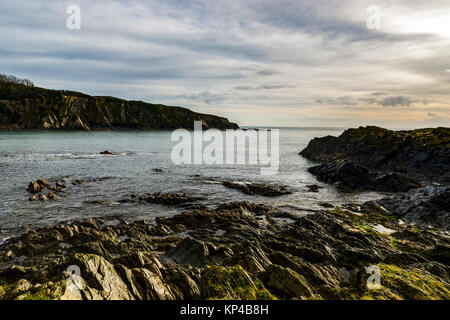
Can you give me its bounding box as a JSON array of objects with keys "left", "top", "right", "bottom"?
[{"left": 201, "top": 265, "right": 276, "bottom": 300}]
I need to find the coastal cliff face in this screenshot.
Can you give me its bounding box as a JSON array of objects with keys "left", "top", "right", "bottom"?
[
  {"left": 300, "top": 126, "right": 450, "bottom": 184},
  {"left": 0, "top": 82, "right": 239, "bottom": 130}
]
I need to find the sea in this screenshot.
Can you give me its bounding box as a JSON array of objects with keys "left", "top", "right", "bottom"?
[{"left": 0, "top": 127, "right": 385, "bottom": 242}]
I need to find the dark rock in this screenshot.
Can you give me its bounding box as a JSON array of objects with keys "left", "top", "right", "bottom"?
[
  {"left": 38, "top": 194, "right": 48, "bottom": 201},
  {"left": 308, "top": 161, "right": 371, "bottom": 190},
  {"left": 100, "top": 150, "right": 117, "bottom": 155},
  {"left": 56, "top": 182, "right": 66, "bottom": 189},
  {"left": 0, "top": 198, "right": 449, "bottom": 300},
  {"left": 377, "top": 186, "right": 450, "bottom": 229},
  {"left": 143, "top": 193, "right": 203, "bottom": 206},
  {"left": 371, "top": 173, "right": 421, "bottom": 192},
  {"left": 306, "top": 184, "right": 320, "bottom": 192},
  {"left": 26, "top": 182, "right": 44, "bottom": 194},
  {"left": 223, "top": 181, "right": 292, "bottom": 196},
  {"left": 259, "top": 264, "right": 315, "bottom": 299},
  {"left": 47, "top": 192, "right": 58, "bottom": 200},
  {"left": 308, "top": 161, "right": 420, "bottom": 192},
  {"left": 300, "top": 126, "right": 450, "bottom": 184}
]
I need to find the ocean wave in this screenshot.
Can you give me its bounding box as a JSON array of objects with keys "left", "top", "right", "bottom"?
[{"left": 1, "top": 152, "right": 135, "bottom": 160}]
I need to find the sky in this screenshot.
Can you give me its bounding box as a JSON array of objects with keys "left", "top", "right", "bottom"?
[{"left": 1, "top": 0, "right": 449, "bottom": 128}]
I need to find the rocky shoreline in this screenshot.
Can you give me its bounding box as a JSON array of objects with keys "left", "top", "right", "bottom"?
[
  {"left": 0, "top": 126, "right": 449, "bottom": 300},
  {"left": 0, "top": 194, "right": 449, "bottom": 300}
]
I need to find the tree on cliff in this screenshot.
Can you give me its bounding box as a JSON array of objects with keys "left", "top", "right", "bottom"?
[{"left": 0, "top": 73, "right": 34, "bottom": 87}]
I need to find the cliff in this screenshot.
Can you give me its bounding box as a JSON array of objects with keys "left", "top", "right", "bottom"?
[{"left": 0, "top": 82, "right": 239, "bottom": 130}]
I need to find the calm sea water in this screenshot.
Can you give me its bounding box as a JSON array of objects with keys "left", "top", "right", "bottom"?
[{"left": 0, "top": 128, "right": 384, "bottom": 241}]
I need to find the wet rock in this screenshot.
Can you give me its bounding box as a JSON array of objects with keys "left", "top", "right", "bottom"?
[
  {"left": 99, "top": 150, "right": 117, "bottom": 155},
  {"left": 38, "top": 194, "right": 48, "bottom": 201},
  {"left": 26, "top": 181, "right": 44, "bottom": 194},
  {"left": 56, "top": 182, "right": 66, "bottom": 189},
  {"left": 167, "top": 238, "right": 232, "bottom": 267},
  {"left": 371, "top": 173, "right": 421, "bottom": 192},
  {"left": 309, "top": 161, "right": 420, "bottom": 192},
  {"left": 377, "top": 186, "right": 450, "bottom": 229},
  {"left": 73, "top": 253, "right": 135, "bottom": 300},
  {"left": 47, "top": 192, "right": 58, "bottom": 200},
  {"left": 200, "top": 265, "right": 274, "bottom": 300},
  {"left": 26, "top": 179, "right": 52, "bottom": 194},
  {"left": 0, "top": 198, "right": 449, "bottom": 300},
  {"left": 223, "top": 181, "right": 292, "bottom": 196},
  {"left": 308, "top": 161, "right": 371, "bottom": 191},
  {"left": 36, "top": 179, "right": 51, "bottom": 188},
  {"left": 306, "top": 184, "right": 320, "bottom": 192},
  {"left": 71, "top": 179, "right": 84, "bottom": 186},
  {"left": 260, "top": 264, "right": 315, "bottom": 299},
  {"left": 161, "top": 267, "right": 201, "bottom": 299},
  {"left": 28, "top": 195, "right": 37, "bottom": 201},
  {"left": 143, "top": 193, "right": 204, "bottom": 206}
]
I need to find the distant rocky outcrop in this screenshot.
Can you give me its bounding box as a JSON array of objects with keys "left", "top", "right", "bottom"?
[
  {"left": 0, "top": 82, "right": 239, "bottom": 130},
  {"left": 300, "top": 126, "right": 450, "bottom": 184}
]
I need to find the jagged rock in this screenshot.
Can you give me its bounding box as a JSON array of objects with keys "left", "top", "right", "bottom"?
[
  {"left": 100, "top": 150, "right": 117, "bottom": 155},
  {"left": 56, "top": 182, "right": 66, "bottom": 189},
  {"left": 38, "top": 194, "right": 48, "bottom": 201},
  {"left": 378, "top": 186, "right": 450, "bottom": 229},
  {"left": 308, "top": 161, "right": 420, "bottom": 192},
  {"left": 167, "top": 238, "right": 232, "bottom": 267},
  {"left": 223, "top": 181, "right": 291, "bottom": 196},
  {"left": 300, "top": 126, "right": 450, "bottom": 184},
  {"left": 371, "top": 173, "right": 421, "bottom": 192},
  {"left": 260, "top": 264, "right": 315, "bottom": 299},
  {"left": 36, "top": 179, "right": 51, "bottom": 188},
  {"left": 306, "top": 184, "right": 320, "bottom": 192},
  {"left": 0, "top": 199, "right": 449, "bottom": 300},
  {"left": 26, "top": 181, "right": 45, "bottom": 194},
  {"left": 200, "top": 265, "right": 274, "bottom": 300},
  {"left": 308, "top": 162, "right": 371, "bottom": 190},
  {"left": 73, "top": 253, "right": 134, "bottom": 300},
  {"left": 47, "top": 192, "right": 58, "bottom": 200},
  {"left": 128, "top": 193, "right": 203, "bottom": 206},
  {"left": 223, "top": 242, "right": 272, "bottom": 273}
]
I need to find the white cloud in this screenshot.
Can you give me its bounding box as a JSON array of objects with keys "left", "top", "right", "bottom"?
[{"left": 0, "top": 0, "right": 449, "bottom": 127}]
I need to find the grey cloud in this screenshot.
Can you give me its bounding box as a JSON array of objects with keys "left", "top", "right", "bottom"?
[
  {"left": 177, "top": 91, "right": 228, "bottom": 104},
  {"left": 380, "top": 96, "right": 414, "bottom": 107},
  {"left": 234, "top": 84, "right": 297, "bottom": 91}
]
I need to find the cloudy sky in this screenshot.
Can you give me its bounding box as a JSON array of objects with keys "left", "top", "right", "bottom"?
[{"left": 1, "top": 0, "right": 449, "bottom": 128}]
